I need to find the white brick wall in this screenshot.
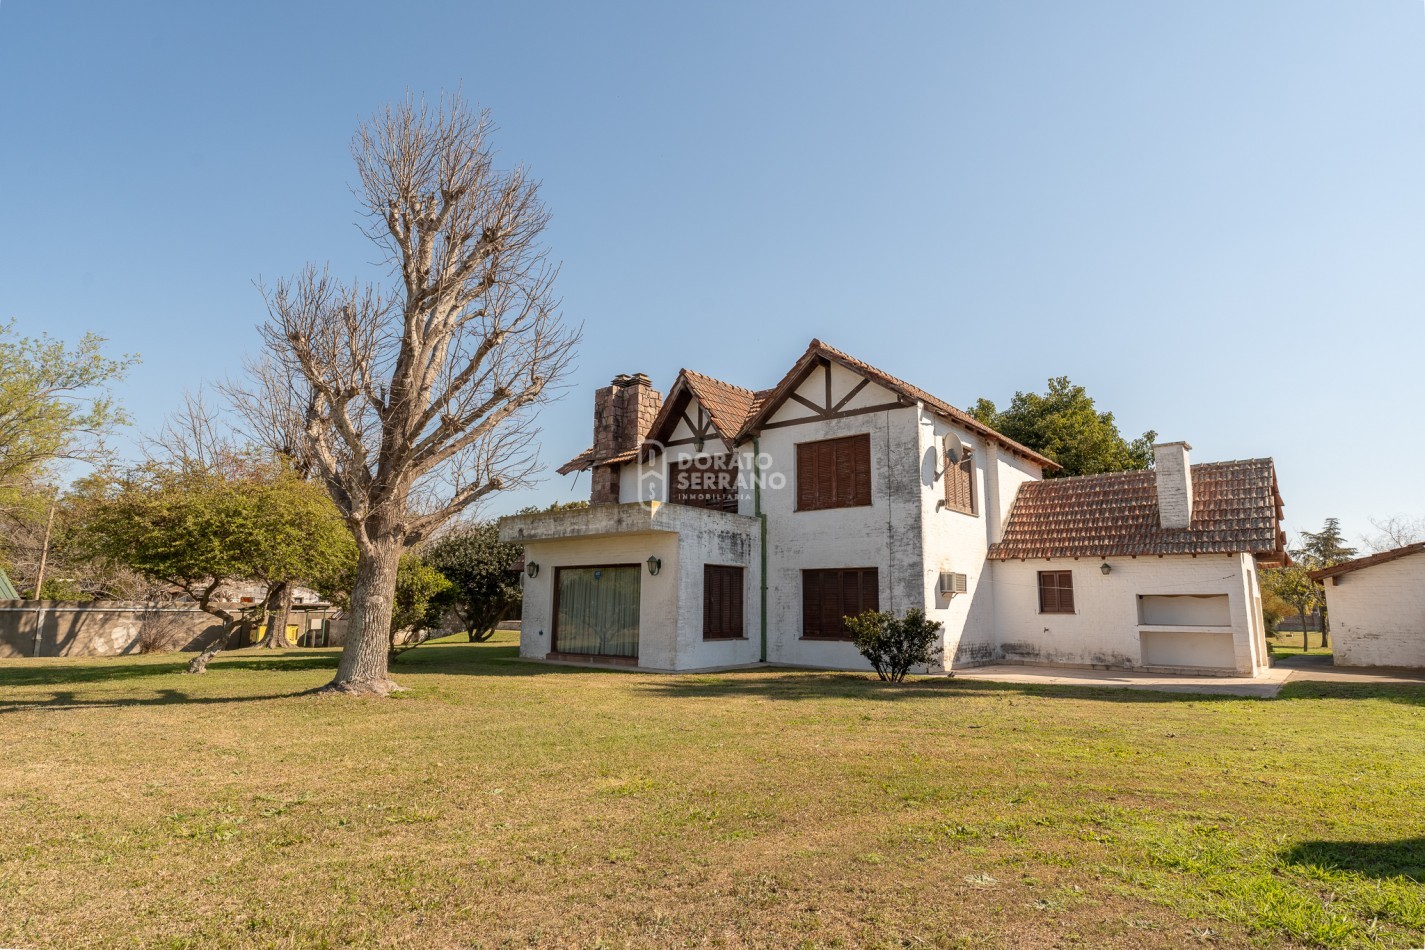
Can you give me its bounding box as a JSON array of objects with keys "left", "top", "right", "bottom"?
[
  {"left": 990, "top": 552, "right": 1268, "bottom": 676},
  {"left": 1322, "top": 551, "right": 1425, "bottom": 668}
]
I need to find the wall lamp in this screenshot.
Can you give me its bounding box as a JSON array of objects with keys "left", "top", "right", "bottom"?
[
  {"left": 526, "top": 561, "right": 540, "bottom": 579},
  {"left": 647, "top": 555, "right": 662, "bottom": 576},
  {"left": 1100, "top": 561, "right": 1112, "bottom": 576}
]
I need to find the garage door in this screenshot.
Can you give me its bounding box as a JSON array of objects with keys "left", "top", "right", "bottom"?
[{"left": 553, "top": 565, "right": 640, "bottom": 658}]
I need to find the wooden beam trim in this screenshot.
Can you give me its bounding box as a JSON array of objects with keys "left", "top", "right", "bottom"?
[
  {"left": 757, "top": 401, "right": 911, "bottom": 430},
  {"left": 831, "top": 378, "right": 870, "bottom": 412}
]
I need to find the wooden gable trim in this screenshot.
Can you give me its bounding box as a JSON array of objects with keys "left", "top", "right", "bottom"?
[
  {"left": 748, "top": 357, "right": 907, "bottom": 434},
  {"left": 757, "top": 400, "right": 913, "bottom": 431}
]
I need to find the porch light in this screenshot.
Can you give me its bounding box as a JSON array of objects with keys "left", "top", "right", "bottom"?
[
  {"left": 1100, "top": 562, "right": 1112, "bottom": 576},
  {"left": 526, "top": 561, "right": 540, "bottom": 579},
  {"left": 647, "top": 555, "right": 662, "bottom": 576}
]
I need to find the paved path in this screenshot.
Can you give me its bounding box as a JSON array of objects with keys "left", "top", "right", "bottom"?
[
  {"left": 950, "top": 656, "right": 1425, "bottom": 698},
  {"left": 949, "top": 663, "right": 1291, "bottom": 698}
]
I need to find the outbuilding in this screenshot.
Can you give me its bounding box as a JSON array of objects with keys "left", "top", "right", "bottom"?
[{"left": 1311, "top": 543, "right": 1425, "bottom": 669}]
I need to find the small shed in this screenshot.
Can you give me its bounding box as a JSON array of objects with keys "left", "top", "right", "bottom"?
[{"left": 1311, "top": 542, "right": 1425, "bottom": 669}]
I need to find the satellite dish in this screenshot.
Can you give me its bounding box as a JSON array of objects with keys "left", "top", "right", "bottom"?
[{"left": 944, "top": 439, "right": 964, "bottom": 465}]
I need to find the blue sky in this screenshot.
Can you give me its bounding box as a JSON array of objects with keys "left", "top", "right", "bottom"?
[{"left": 1, "top": 1, "right": 1421, "bottom": 544}]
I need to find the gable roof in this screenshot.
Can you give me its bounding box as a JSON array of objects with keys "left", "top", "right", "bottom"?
[
  {"left": 734, "top": 339, "right": 1058, "bottom": 470},
  {"left": 641, "top": 369, "right": 763, "bottom": 454},
  {"left": 559, "top": 338, "right": 1062, "bottom": 475},
  {"left": 987, "top": 458, "right": 1286, "bottom": 561},
  {"left": 1309, "top": 542, "right": 1425, "bottom": 581}
]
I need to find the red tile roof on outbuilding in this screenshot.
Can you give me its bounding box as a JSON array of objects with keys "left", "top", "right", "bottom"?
[
  {"left": 987, "top": 458, "right": 1286, "bottom": 561},
  {"left": 1309, "top": 542, "right": 1425, "bottom": 581}
]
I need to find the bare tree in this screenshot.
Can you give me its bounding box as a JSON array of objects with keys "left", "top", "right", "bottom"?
[
  {"left": 256, "top": 93, "right": 577, "bottom": 696},
  {"left": 1362, "top": 515, "right": 1425, "bottom": 554}
]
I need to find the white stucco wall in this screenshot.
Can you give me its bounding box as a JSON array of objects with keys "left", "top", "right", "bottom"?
[
  {"left": 916, "top": 412, "right": 995, "bottom": 671},
  {"left": 989, "top": 553, "right": 1268, "bottom": 675},
  {"left": 501, "top": 502, "right": 760, "bottom": 672},
  {"left": 755, "top": 367, "right": 923, "bottom": 671},
  {"left": 1322, "top": 551, "right": 1425, "bottom": 668}
]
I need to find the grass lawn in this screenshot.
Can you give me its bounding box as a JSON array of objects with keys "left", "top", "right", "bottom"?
[
  {"left": 2, "top": 635, "right": 1423, "bottom": 948},
  {"left": 1267, "top": 629, "right": 1335, "bottom": 658}
]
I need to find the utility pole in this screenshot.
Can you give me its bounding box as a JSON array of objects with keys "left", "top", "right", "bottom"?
[{"left": 31, "top": 501, "right": 56, "bottom": 657}]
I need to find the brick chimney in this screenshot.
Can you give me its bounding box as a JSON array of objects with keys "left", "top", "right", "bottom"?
[
  {"left": 1153, "top": 442, "right": 1194, "bottom": 530},
  {"left": 590, "top": 373, "right": 661, "bottom": 505}
]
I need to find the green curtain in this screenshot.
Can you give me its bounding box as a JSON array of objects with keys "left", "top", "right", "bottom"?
[{"left": 555, "top": 566, "right": 640, "bottom": 657}]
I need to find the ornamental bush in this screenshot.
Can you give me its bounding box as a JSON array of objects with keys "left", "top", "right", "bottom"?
[{"left": 844, "top": 607, "right": 944, "bottom": 683}]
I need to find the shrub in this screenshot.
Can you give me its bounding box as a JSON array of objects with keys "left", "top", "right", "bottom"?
[{"left": 844, "top": 607, "right": 944, "bottom": 683}]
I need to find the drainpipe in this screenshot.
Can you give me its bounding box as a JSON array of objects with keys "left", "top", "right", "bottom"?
[{"left": 753, "top": 437, "right": 768, "bottom": 663}]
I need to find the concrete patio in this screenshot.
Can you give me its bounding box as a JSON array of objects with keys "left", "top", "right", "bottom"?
[{"left": 949, "top": 655, "right": 1425, "bottom": 698}]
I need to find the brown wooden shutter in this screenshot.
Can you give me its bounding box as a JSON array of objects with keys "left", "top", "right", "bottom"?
[
  {"left": 796, "top": 443, "right": 817, "bottom": 511},
  {"left": 1038, "top": 571, "right": 1073, "bottom": 613},
  {"left": 1057, "top": 572, "right": 1074, "bottom": 613},
  {"left": 802, "top": 567, "right": 879, "bottom": 639},
  {"left": 703, "top": 565, "right": 744, "bottom": 639},
  {"left": 944, "top": 442, "right": 975, "bottom": 514},
  {"left": 1038, "top": 572, "right": 1056, "bottom": 613},
  {"left": 802, "top": 570, "right": 823, "bottom": 638},
  {"left": 797, "top": 434, "right": 871, "bottom": 511},
  {"left": 850, "top": 435, "right": 872, "bottom": 506}
]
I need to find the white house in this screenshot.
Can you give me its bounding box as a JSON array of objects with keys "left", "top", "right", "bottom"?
[
  {"left": 498, "top": 339, "right": 1287, "bottom": 677},
  {"left": 1310, "top": 543, "right": 1425, "bottom": 668}
]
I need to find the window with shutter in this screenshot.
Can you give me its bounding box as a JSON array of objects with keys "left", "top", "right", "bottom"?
[
  {"left": 703, "top": 565, "right": 745, "bottom": 639},
  {"left": 795, "top": 434, "right": 872, "bottom": 511},
  {"left": 670, "top": 455, "right": 739, "bottom": 512},
  {"left": 944, "top": 440, "right": 976, "bottom": 515},
  {"left": 801, "top": 568, "right": 880, "bottom": 639},
  {"left": 1037, "top": 571, "right": 1075, "bottom": 614}
]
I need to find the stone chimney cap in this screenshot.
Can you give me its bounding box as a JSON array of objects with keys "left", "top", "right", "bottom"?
[
  {"left": 1151, "top": 441, "right": 1193, "bottom": 452},
  {"left": 612, "top": 373, "right": 651, "bottom": 388}
]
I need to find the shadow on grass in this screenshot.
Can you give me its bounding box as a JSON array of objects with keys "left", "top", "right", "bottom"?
[
  {"left": 0, "top": 649, "right": 342, "bottom": 688},
  {"left": 1283, "top": 839, "right": 1425, "bottom": 881},
  {"left": 0, "top": 686, "right": 321, "bottom": 713}
]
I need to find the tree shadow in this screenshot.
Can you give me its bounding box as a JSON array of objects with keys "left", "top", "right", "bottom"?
[
  {"left": 1282, "top": 839, "right": 1425, "bottom": 882},
  {"left": 0, "top": 648, "right": 343, "bottom": 689},
  {"left": 0, "top": 686, "right": 317, "bottom": 713}
]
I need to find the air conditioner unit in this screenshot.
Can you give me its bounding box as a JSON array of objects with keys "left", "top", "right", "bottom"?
[{"left": 938, "top": 571, "right": 968, "bottom": 596}]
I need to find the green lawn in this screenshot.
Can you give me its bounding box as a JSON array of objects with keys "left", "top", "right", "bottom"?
[
  {"left": 1269, "top": 629, "right": 1336, "bottom": 658},
  {"left": 2, "top": 635, "right": 1423, "bottom": 948}
]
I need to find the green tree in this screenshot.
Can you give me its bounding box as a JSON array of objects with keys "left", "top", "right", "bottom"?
[
  {"left": 970, "top": 377, "right": 1156, "bottom": 478},
  {"left": 1292, "top": 518, "right": 1357, "bottom": 647},
  {"left": 1259, "top": 563, "right": 1323, "bottom": 652},
  {"left": 388, "top": 553, "right": 453, "bottom": 663},
  {"left": 0, "top": 323, "right": 137, "bottom": 511},
  {"left": 75, "top": 459, "right": 356, "bottom": 671},
  {"left": 1296, "top": 518, "right": 1358, "bottom": 568},
  {"left": 425, "top": 521, "right": 522, "bottom": 643}
]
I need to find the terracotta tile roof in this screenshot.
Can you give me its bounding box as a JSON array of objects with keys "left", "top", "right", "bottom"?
[
  {"left": 681, "top": 369, "right": 761, "bottom": 437},
  {"left": 556, "top": 447, "right": 594, "bottom": 475},
  {"left": 556, "top": 446, "right": 641, "bottom": 474},
  {"left": 735, "top": 339, "right": 1058, "bottom": 470},
  {"left": 1310, "top": 542, "right": 1425, "bottom": 581},
  {"left": 987, "top": 458, "right": 1286, "bottom": 561}
]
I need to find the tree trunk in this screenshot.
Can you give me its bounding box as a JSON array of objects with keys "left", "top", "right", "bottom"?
[
  {"left": 187, "top": 621, "right": 235, "bottom": 674},
  {"left": 261, "top": 582, "right": 294, "bottom": 649},
  {"left": 1320, "top": 608, "right": 1330, "bottom": 649},
  {"left": 319, "top": 540, "right": 403, "bottom": 696},
  {"left": 1298, "top": 608, "right": 1309, "bottom": 651}
]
